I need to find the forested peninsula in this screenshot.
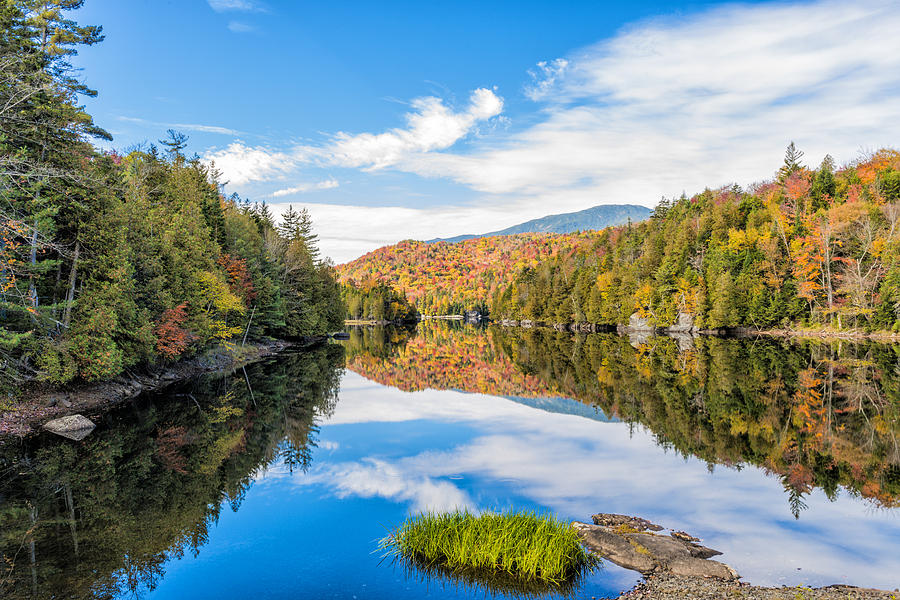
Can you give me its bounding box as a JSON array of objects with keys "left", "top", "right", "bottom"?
[
  {"left": 0, "top": 2, "right": 342, "bottom": 402},
  {"left": 339, "top": 145, "right": 900, "bottom": 336}
]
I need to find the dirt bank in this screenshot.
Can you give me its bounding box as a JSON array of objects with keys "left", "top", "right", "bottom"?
[{"left": 0, "top": 337, "right": 323, "bottom": 439}]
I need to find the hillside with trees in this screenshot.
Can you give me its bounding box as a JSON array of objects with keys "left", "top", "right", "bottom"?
[
  {"left": 340, "top": 143, "right": 900, "bottom": 333},
  {"left": 0, "top": 2, "right": 342, "bottom": 396},
  {"left": 491, "top": 145, "right": 900, "bottom": 332},
  {"left": 336, "top": 232, "right": 596, "bottom": 315}
]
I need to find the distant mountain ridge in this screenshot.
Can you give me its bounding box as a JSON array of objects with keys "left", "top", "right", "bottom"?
[{"left": 427, "top": 204, "right": 652, "bottom": 244}]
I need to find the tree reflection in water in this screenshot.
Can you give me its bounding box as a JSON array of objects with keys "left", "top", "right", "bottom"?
[
  {"left": 3, "top": 323, "right": 899, "bottom": 599},
  {"left": 0, "top": 344, "right": 344, "bottom": 599},
  {"left": 344, "top": 322, "right": 900, "bottom": 516}
]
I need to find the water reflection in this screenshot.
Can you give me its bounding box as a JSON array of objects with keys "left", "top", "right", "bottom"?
[
  {"left": 0, "top": 345, "right": 344, "bottom": 599},
  {"left": 2, "top": 322, "right": 899, "bottom": 598},
  {"left": 334, "top": 322, "right": 900, "bottom": 589},
  {"left": 387, "top": 554, "right": 595, "bottom": 600},
  {"left": 345, "top": 322, "right": 900, "bottom": 514}
]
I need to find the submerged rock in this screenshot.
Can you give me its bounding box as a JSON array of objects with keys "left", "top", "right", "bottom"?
[
  {"left": 573, "top": 517, "right": 739, "bottom": 581},
  {"left": 43, "top": 414, "right": 96, "bottom": 441}
]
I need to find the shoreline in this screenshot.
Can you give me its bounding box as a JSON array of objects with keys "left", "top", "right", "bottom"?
[
  {"left": 398, "top": 315, "right": 900, "bottom": 343},
  {"left": 611, "top": 573, "right": 897, "bottom": 599},
  {"left": 0, "top": 337, "right": 326, "bottom": 440}
]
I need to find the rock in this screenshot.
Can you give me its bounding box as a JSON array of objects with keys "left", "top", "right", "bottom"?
[
  {"left": 667, "top": 312, "right": 695, "bottom": 333},
  {"left": 43, "top": 414, "right": 96, "bottom": 441},
  {"left": 670, "top": 332, "right": 695, "bottom": 352},
  {"left": 60, "top": 398, "right": 73, "bottom": 408},
  {"left": 667, "top": 557, "right": 739, "bottom": 580},
  {"left": 464, "top": 310, "right": 483, "bottom": 324},
  {"left": 628, "top": 312, "right": 654, "bottom": 331},
  {"left": 592, "top": 513, "right": 664, "bottom": 532},
  {"left": 671, "top": 530, "right": 700, "bottom": 543},
  {"left": 626, "top": 329, "right": 652, "bottom": 347},
  {"left": 573, "top": 517, "right": 738, "bottom": 581},
  {"left": 573, "top": 522, "right": 657, "bottom": 573}
]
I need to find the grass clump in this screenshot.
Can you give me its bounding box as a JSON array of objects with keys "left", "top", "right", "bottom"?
[{"left": 379, "top": 509, "right": 599, "bottom": 585}]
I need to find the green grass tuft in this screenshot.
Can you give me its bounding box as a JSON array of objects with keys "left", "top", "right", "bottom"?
[{"left": 379, "top": 509, "right": 600, "bottom": 585}]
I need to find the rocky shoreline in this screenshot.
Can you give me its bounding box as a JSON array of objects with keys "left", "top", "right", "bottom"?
[
  {"left": 492, "top": 314, "right": 900, "bottom": 343},
  {"left": 579, "top": 514, "right": 897, "bottom": 600},
  {"left": 610, "top": 574, "right": 897, "bottom": 600},
  {"left": 0, "top": 337, "right": 324, "bottom": 440}
]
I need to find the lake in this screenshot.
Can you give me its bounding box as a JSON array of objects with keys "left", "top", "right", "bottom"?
[{"left": 1, "top": 321, "right": 899, "bottom": 598}]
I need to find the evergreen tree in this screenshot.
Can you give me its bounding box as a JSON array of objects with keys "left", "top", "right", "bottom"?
[
  {"left": 810, "top": 155, "right": 836, "bottom": 211},
  {"left": 778, "top": 141, "right": 805, "bottom": 182}
]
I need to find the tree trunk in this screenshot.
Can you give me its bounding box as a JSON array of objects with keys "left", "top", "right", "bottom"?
[
  {"left": 242, "top": 305, "right": 255, "bottom": 347},
  {"left": 62, "top": 240, "right": 79, "bottom": 328},
  {"left": 63, "top": 482, "right": 79, "bottom": 557},
  {"left": 29, "top": 219, "right": 39, "bottom": 309}
]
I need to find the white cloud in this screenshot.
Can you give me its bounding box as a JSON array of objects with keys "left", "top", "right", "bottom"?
[
  {"left": 524, "top": 58, "right": 568, "bottom": 101},
  {"left": 298, "top": 457, "right": 473, "bottom": 513},
  {"left": 204, "top": 141, "right": 306, "bottom": 185},
  {"left": 172, "top": 122, "right": 240, "bottom": 135},
  {"left": 208, "top": 0, "right": 262, "bottom": 12},
  {"left": 227, "top": 21, "right": 256, "bottom": 33},
  {"left": 270, "top": 178, "right": 339, "bottom": 198},
  {"left": 326, "top": 88, "right": 503, "bottom": 170},
  {"left": 202, "top": 0, "right": 900, "bottom": 263},
  {"left": 117, "top": 116, "right": 240, "bottom": 136},
  {"left": 268, "top": 200, "right": 555, "bottom": 263},
  {"left": 201, "top": 88, "right": 502, "bottom": 189},
  {"left": 403, "top": 0, "right": 900, "bottom": 199}
]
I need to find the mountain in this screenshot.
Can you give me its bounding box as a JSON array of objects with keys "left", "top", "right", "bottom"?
[{"left": 427, "top": 204, "right": 652, "bottom": 243}]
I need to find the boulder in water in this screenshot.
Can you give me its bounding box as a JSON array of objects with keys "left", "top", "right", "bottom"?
[
  {"left": 43, "top": 414, "right": 96, "bottom": 441},
  {"left": 573, "top": 516, "right": 739, "bottom": 581}
]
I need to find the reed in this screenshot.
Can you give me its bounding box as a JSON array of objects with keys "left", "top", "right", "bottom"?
[{"left": 379, "top": 509, "right": 599, "bottom": 584}]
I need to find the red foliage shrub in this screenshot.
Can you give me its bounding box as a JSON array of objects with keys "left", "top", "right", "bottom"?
[
  {"left": 154, "top": 303, "right": 193, "bottom": 359},
  {"left": 217, "top": 253, "right": 256, "bottom": 303}
]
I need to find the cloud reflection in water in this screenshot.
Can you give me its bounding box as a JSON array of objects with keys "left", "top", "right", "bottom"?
[{"left": 271, "top": 371, "right": 900, "bottom": 589}]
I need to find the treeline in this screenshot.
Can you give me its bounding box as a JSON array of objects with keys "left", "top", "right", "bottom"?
[
  {"left": 0, "top": 2, "right": 342, "bottom": 393},
  {"left": 341, "top": 281, "right": 418, "bottom": 322},
  {"left": 336, "top": 233, "right": 594, "bottom": 315},
  {"left": 492, "top": 144, "right": 900, "bottom": 331}
]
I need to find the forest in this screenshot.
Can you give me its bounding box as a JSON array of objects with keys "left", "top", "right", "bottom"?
[
  {"left": 491, "top": 145, "right": 900, "bottom": 331},
  {"left": 341, "top": 281, "right": 418, "bottom": 322},
  {"left": 0, "top": 2, "right": 342, "bottom": 396},
  {"left": 337, "top": 232, "right": 595, "bottom": 315},
  {"left": 341, "top": 145, "right": 900, "bottom": 334}
]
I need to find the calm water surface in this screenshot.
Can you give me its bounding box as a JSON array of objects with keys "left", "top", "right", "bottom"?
[{"left": 1, "top": 322, "right": 899, "bottom": 598}]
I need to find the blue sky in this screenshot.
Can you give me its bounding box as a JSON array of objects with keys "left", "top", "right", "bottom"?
[{"left": 73, "top": 0, "right": 900, "bottom": 262}]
